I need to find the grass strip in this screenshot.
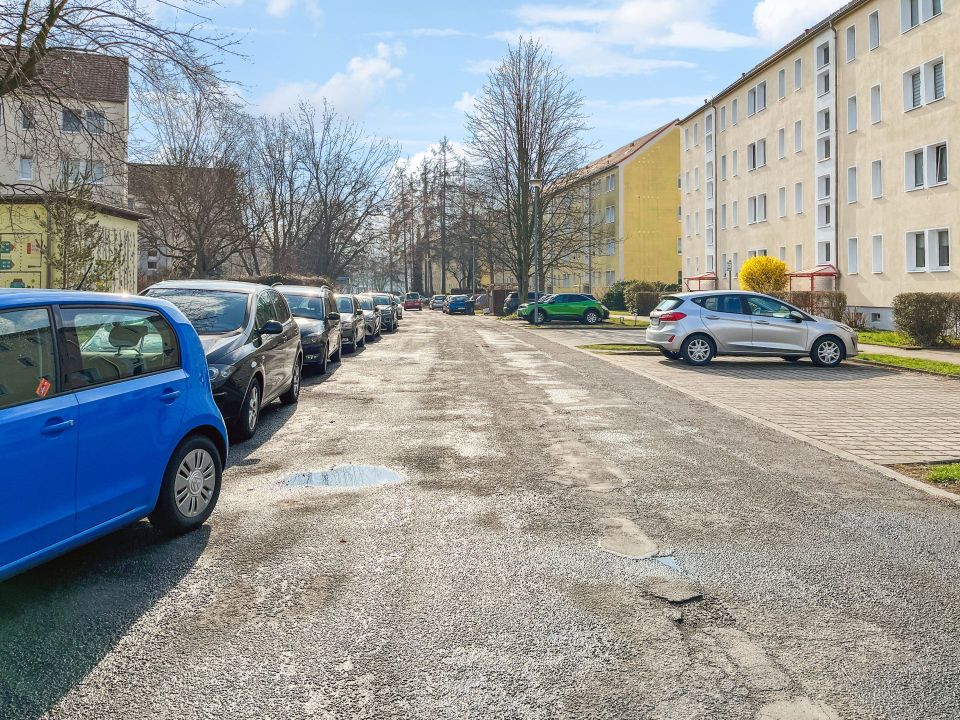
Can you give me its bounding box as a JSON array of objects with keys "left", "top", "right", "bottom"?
[
  {"left": 577, "top": 343, "right": 657, "bottom": 352},
  {"left": 857, "top": 353, "right": 960, "bottom": 377},
  {"left": 929, "top": 463, "right": 960, "bottom": 484}
]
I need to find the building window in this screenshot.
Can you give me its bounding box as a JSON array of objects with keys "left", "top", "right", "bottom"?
[
  {"left": 18, "top": 156, "right": 32, "bottom": 180},
  {"left": 706, "top": 180, "right": 714, "bottom": 199},
  {"left": 747, "top": 139, "right": 766, "bottom": 170},
  {"left": 685, "top": 172, "right": 690, "bottom": 193},
  {"left": 848, "top": 166, "right": 859, "bottom": 202},
  {"left": 732, "top": 201, "right": 739, "bottom": 226},
  {"left": 818, "top": 175, "right": 832, "bottom": 201},
  {"left": 901, "top": 0, "right": 921, "bottom": 31},
  {"left": 817, "top": 108, "right": 831, "bottom": 134},
  {"left": 732, "top": 98, "right": 739, "bottom": 125},
  {"left": 932, "top": 142, "right": 948, "bottom": 185},
  {"left": 933, "top": 0, "right": 943, "bottom": 16},
  {"left": 904, "top": 230, "right": 948, "bottom": 271},
  {"left": 86, "top": 110, "right": 106, "bottom": 134},
  {"left": 605, "top": 173, "right": 616, "bottom": 192},
  {"left": 907, "top": 231, "right": 926, "bottom": 270},
  {"left": 794, "top": 58, "right": 803, "bottom": 90},
  {"left": 869, "top": 11, "right": 880, "bottom": 49},
  {"left": 748, "top": 193, "right": 767, "bottom": 223},
  {"left": 677, "top": 237, "right": 682, "bottom": 255},
  {"left": 732, "top": 149, "right": 739, "bottom": 176},
  {"left": 62, "top": 109, "right": 82, "bottom": 133},
  {"left": 720, "top": 155, "right": 727, "bottom": 180},
  {"left": 817, "top": 42, "right": 830, "bottom": 69},
  {"left": 20, "top": 107, "right": 34, "bottom": 130},
  {"left": 604, "top": 206, "right": 615, "bottom": 224},
  {"left": 936, "top": 229, "right": 950, "bottom": 269},
  {"left": 848, "top": 237, "right": 860, "bottom": 273},
  {"left": 794, "top": 120, "right": 803, "bottom": 152},
  {"left": 795, "top": 244, "right": 803, "bottom": 269},
  {"left": 795, "top": 182, "right": 804, "bottom": 214},
  {"left": 847, "top": 95, "right": 858, "bottom": 132},
  {"left": 748, "top": 196, "right": 757, "bottom": 224},
  {"left": 872, "top": 235, "right": 884, "bottom": 273},
  {"left": 778, "top": 186, "right": 786, "bottom": 217},
  {"left": 684, "top": 128, "right": 690, "bottom": 150},
  {"left": 846, "top": 26, "right": 857, "bottom": 63},
  {"left": 818, "top": 70, "right": 831, "bottom": 97},
  {"left": 695, "top": 211, "right": 700, "bottom": 234},
  {"left": 720, "top": 204, "right": 727, "bottom": 229},
  {"left": 819, "top": 241, "right": 833, "bottom": 264},
  {"left": 906, "top": 148, "right": 925, "bottom": 189},
  {"left": 871, "top": 84, "right": 882, "bottom": 123},
  {"left": 872, "top": 159, "right": 884, "bottom": 198},
  {"left": 694, "top": 167, "right": 700, "bottom": 190},
  {"left": 817, "top": 202, "right": 832, "bottom": 228},
  {"left": 778, "top": 69, "right": 786, "bottom": 99},
  {"left": 817, "top": 136, "right": 831, "bottom": 162},
  {"left": 929, "top": 59, "right": 945, "bottom": 102},
  {"left": 778, "top": 128, "right": 785, "bottom": 159},
  {"left": 694, "top": 122, "right": 700, "bottom": 146}
]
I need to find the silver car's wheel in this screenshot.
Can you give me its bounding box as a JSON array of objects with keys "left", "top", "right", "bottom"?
[
  {"left": 811, "top": 337, "right": 843, "bottom": 367},
  {"left": 174, "top": 448, "right": 217, "bottom": 518},
  {"left": 681, "top": 335, "right": 715, "bottom": 366}
]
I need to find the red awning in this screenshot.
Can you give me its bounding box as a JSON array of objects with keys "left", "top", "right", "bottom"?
[
  {"left": 786, "top": 264, "right": 838, "bottom": 291},
  {"left": 684, "top": 272, "right": 717, "bottom": 291}
]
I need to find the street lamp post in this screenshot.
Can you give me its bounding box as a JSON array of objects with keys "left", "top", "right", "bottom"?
[{"left": 529, "top": 177, "right": 543, "bottom": 325}]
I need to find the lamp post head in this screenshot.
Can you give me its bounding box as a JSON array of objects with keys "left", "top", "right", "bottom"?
[{"left": 529, "top": 178, "right": 543, "bottom": 191}]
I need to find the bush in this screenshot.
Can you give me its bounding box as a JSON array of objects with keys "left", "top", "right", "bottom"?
[
  {"left": 601, "top": 280, "right": 632, "bottom": 311},
  {"left": 232, "top": 273, "right": 335, "bottom": 289},
  {"left": 772, "top": 290, "right": 847, "bottom": 321},
  {"left": 739, "top": 256, "right": 788, "bottom": 294},
  {"left": 893, "top": 292, "right": 960, "bottom": 346},
  {"left": 623, "top": 282, "right": 660, "bottom": 315}
]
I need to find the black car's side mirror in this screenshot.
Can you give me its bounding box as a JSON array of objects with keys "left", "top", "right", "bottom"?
[
  {"left": 328, "top": 311, "right": 341, "bottom": 323},
  {"left": 789, "top": 311, "right": 805, "bottom": 323},
  {"left": 260, "top": 320, "right": 284, "bottom": 335}
]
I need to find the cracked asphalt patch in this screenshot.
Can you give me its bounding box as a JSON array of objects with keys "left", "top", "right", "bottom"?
[{"left": 0, "top": 312, "right": 958, "bottom": 719}]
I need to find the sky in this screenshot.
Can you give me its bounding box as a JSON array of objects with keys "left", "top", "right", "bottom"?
[{"left": 193, "top": 0, "right": 850, "bottom": 162}]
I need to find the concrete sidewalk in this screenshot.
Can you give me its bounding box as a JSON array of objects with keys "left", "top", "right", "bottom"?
[{"left": 858, "top": 342, "right": 960, "bottom": 364}]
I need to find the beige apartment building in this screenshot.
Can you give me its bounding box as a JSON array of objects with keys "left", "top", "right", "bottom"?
[{"left": 680, "top": 0, "right": 956, "bottom": 328}]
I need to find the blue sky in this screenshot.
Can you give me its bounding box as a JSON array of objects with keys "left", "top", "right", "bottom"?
[{"left": 198, "top": 0, "right": 848, "bottom": 161}]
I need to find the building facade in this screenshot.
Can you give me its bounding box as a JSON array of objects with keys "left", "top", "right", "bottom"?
[
  {"left": 680, "top": 0, "right": 957, "bottom": 328},
  {"left": 552, "top": 121, "right": 682, "bottom": 297}
]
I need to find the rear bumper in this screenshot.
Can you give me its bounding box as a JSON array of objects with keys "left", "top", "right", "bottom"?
[{"left": 645, "top": 326, "right": 683, "bottom": 351}]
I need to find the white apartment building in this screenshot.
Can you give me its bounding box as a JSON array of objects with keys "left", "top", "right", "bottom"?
[{"left": 680, "top": 0, "right": 957, "bottom": 328}]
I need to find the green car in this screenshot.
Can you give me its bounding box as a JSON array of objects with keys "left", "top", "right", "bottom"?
[{"left": 518, "top": 293, "right": 610, "bottom": 325}]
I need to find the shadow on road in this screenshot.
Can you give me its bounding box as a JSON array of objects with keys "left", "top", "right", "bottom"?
[{"left": 0, "top": 523, "right": 210, "bottom": 720}]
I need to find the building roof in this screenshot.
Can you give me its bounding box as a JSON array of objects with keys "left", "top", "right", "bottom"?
[
  {"left": 574, "top": 120, "right": 678, "bottom": 179},
  {"left": 0, "top": 193, "right": 147, "bottom": 221},
  {"left": 680, "top": 0, "right": 870, "bottom": 123},
  {"left": 2, "top": 48, "right": 129, "bottom": 103}
]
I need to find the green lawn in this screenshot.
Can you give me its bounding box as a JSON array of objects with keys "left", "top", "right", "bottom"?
[
  {"left": 857, "top": 353, "right": 960, "bottom": 377},
  {"left": 858, "top": 329, "right": 960, "bottom": 349},
  {"left": 604, "top": 314, "right": 649, "bottom": 328},
  {"left": 577, "top": 343, "right": 657, "bottom": 353},
  {"left": 929, "top": 463, "right": 960, "bottom": 484}
]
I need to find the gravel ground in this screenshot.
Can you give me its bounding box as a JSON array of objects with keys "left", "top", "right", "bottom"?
[{"left": 1, "top": 310, "right": 958, "bottom": 719}]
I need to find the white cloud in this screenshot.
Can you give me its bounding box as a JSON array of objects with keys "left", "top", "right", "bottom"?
[
  {"left": 453, "top": 91, "right": 477, "bottom": 114},
  {"left": 396, "top": 141, "right": 468, "bottom": 175},
  {"left": 496, "top": 1, "right": 755, "bottom": 78},
  {"left": 753, "top": 0, "right": 848, "bottom": 46},
  {"left": 410, "top": 27, "right": 464, "bottom": 37},
  {"left": 259, "top": 43, "right": 405, "bottom": 119},
  {"left": 266, "top": 0, "right": 292, "bottom": 16}
]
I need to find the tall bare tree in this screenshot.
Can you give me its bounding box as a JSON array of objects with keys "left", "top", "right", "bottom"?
[{"left": 466, "top": 38, "right": 592, "bottom": 298}]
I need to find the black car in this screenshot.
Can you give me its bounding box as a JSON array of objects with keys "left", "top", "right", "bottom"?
[
  {"left": 504, "top": 291, "right": 547, "bottom": 314},
  {"left": 276, "top": 285, "right": 342, "bottom": 374},
  {"left": 372, "top": 292, "right": 399, "bottom": 331},
  {"left": 336, "top": 294, "right": 366, "bottom": 352},
  {"left": 143, "top": 280, "right": 303, "bottom": 441}
]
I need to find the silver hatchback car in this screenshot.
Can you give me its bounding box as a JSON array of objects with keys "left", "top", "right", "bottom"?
[{"left": 646, "top": 291, "right": 858, "bottom": 367}]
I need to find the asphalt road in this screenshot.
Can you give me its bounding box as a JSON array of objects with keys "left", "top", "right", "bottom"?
[{"left": 2, "top": 310, "right": 959, "bottom": 719}]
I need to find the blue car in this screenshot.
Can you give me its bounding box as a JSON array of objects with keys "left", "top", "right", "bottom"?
[
  {"left": 443, "top": 295, "right": 475, "bottom": 315},
  {"left": 0, "top": 290, "right": 228, "bottom": 582}
]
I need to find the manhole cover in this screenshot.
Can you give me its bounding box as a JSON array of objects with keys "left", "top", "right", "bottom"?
[{"left": 283, "top": 465, "right": 404, "bottom": 488}]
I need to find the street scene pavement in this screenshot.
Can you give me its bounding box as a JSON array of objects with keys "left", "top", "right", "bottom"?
[{"left": 2, "top": 311, "right": 959, "bottom": 720}]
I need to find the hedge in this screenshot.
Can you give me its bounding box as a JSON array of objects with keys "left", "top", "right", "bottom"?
[
  {"left": 893, "top": 292, "right": 960, "bottom": 346},
  {"left": 231, "top": 273, "right": 335, "bottom": 288}
]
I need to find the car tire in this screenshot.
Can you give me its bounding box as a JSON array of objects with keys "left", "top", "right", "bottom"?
[
  {"left": 533, "top": 309, "right": 547, "bottom": 324},
  {"left": 358, "top": 330, "right": 366, "bottom": 348},
  {"left": 279, "top": 355, "right": 302, "bottom": 405},
  {"left": 331, "top": 340, "right": 342, "bottom": 363},
  {"left": 583, "top": 309, "right": 601, "bottom": 325},
  {"left": 680, "top": 334, "right": 715, "bottom": 366},
  {"left": 659, "top": 348, "right": 682, "bottom": 360},
  {"left": 233, "top": 377, "right": 262, "bottom": 441},
  {"left": 317, "top": 345, "right": 328, "bottom": 374},
  {"left": 781, "top": 356, "right": 801, "bottom": 363},
  {"left": 810, "top": 336, "right": 844, "bottom": 368},
  {"left": 149, "top": 434, "right": 222, "bottom": 535}
]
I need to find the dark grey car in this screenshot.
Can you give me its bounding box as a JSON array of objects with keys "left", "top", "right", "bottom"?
[{"left": 336, "top": 294, "right": 365, "bottom": 353}]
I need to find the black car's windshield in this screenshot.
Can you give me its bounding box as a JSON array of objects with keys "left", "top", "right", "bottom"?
[
  {"left": 336, "top": 297, "right": 354, "bottom": 313},
  {"left": 358, "top": 297, "right": 374, "bottom": 311},
  {"left": 373, "top": 294, "right": 391, "bottom": 306},
  {"left": 281, "top": 292, "right": 326, "bottom": 321},
  {"left": 147, "top": 288, "right": 248, "bottom": 334}
]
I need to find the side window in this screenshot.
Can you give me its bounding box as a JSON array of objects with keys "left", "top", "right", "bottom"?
[
  {"left": 255, "top": 292, "right": 277, "bottom": 328},
  {"left": 0, "top": 307, "right": 58, "bottom": 410},
  {"left": 269, "top": 291, "right": 291, "bottom": 323},
  {"left": 59, "top": 306, "right": 180, "bottom": 390},
  {"left": 698, "top": 295, "right": 747, "bottom": 314},
  {"left": 746, "top": 296, "right": 793, "bottom": 318}
]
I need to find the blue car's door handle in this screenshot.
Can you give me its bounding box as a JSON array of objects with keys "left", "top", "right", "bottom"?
[
  {"left": 41, "top": 418, "right": 75, "bottom": 436},
  {"left": 160, "top": 389, "right": 182, "bottom": 403}
]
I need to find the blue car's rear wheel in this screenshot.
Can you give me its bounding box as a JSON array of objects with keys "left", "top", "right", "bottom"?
[{"left": 150, "top": 435, "right": 222, "bottom": 535}]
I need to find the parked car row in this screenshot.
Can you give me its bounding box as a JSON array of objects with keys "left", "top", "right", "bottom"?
[{"left": 0, "top": 281, "right": 407, "bottom": 581}]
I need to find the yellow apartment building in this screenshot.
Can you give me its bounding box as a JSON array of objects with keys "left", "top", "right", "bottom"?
[
  {"left": 680, "top": 0, "right": 957, "bottom": 328},
  {"left": 551, "top": 121, "right": 682, "bottom": 297}
]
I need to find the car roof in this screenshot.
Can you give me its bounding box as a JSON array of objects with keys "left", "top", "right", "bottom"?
[
  {"left": 273, "top": 284, "right": 330, "bottom": 294},
  {"left": 0, "top": 288, "right": 178, "bottom": 311},
  {"left": 672, "top": 290, "right": 765, "bottom": 298},
  {"left": 145, "top": 279, "right": 268, "bottom": 294}
]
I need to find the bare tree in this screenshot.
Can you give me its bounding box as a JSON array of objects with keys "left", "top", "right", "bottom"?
[{"left": 466, "top": 38, "right": 592, "bottom": 298}]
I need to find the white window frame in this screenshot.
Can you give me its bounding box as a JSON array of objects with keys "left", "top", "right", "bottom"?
[
  {"left": 732, "top": 200, "right": 739, "bottom": 227},
  {"left": 18, "top": 156, "right": 33, "bottom": 180},
  {"left": 848, "top": 237, "right": 860, "bottom": 274},
  {"left": 794, "top": 58, "right": 803, "bottom": 90},
  {"left": 846, "top": 26, "right": 857, "bottom": 63},
  {"left": 778, "top": 128, "right": 785, "bottom": 159},
  {"left": 872, "top": 159, "right": 884, "bottom": 198},
  {"left": 848, "top": 166, "right": 859, "bottom": 203},
  {"left": 872, "top": 235, "right": 884, "bottom": 273},
  {"left": 778, "top": 69, "right": 786, "bottom": 99},
  {"left": 794, "top": 120, "right": 803, "bottom": 153},
  {"left": 847, "top": 95, "right": 858, "bottom": 133},
  {"left": 778, "top": 186, "right": 787, "bottom": 217},
  {"left": 605, "top": 205, "right": 615, "bottom": 224},
  {"left": 795, "top": 182, "right": 804, "bottom": 214},
  {"left": 929, "top": 141, "right": 948, "bottom": 186},
  {"left": 720, "top": 155, "right": 727, "bottom": 181},
  {"left": 871, "top": 84, "right": 882, "bottom": 124},
  {"left": 869, "top": 11, "right": 880, "bottom": 50},
  {"left": 732, "top": 149, "right": 739, "bottom": 177}
]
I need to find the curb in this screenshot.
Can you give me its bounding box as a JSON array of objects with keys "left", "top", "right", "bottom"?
[
  {"left": 516, "top": 325, "right": 960, "bottom": 507},
  {"left": 851, "top": 358, "right": 960, "bottom": 381}
]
